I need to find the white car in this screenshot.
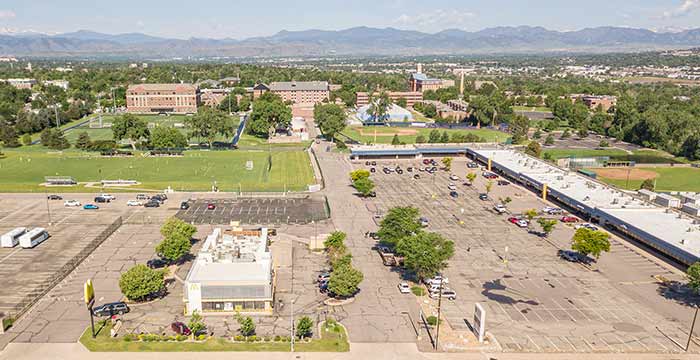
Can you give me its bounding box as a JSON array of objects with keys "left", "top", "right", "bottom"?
[
  {"left": 543, "top": 206, "right": 563, "bottom": 215},
  {"left": 64, "top": 200, "right": 81, "bottom": 207},
  {"left": 424, "top": 275, "right": 449, "bottom": 286},
  {"left": 449, "top": 175, "right": 460, "bottom": 181},
  {"left": 127, "top": 200, "right": 143, "bottom": 207},
  {"left": 494, "top": 204, "right": 507, "bottom": 214},
  {"left": 429, "top": 288, "right": 457, "bottom": 300},
  {"left": 100, "top": 194, "right": 116, "bottom": 200},
  {"left": 398, "top": 282, "right": 411, "bottom": 294},
  {"left": 516, "top": 219, "right": 529, "bottom": 228},
  {"left": 447, "top": 183, "right": 457, "bottom": 191},
  {"left": 575, "top": 223, "right": 599, "bottom": 231}
]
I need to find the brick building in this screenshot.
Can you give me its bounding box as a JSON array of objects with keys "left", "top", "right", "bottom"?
[
  {"left": 2, "top": 78, "right": 36, "bottom": 89},
  {"left": 570, "top": 94, "right": 617, "bottom": 112},
  {"left": 126, "top": 83, "right": 199, "bottom": 114},
  {"left": 356, "top": 91, "right": 423, "bottom": 107},
  {"left": 268, "top": 81, "right": 330, "bottom": 104},
  {"left": 408, "top": 64, "right": 455, "bottom": 93}
]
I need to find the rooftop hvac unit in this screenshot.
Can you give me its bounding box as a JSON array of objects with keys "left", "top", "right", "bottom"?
[
  {"left": 612, "top": 199, "right": 619, "bottom": 205},
  {"left": 694, "top": 219, "right": 700, "bottom": 225},
  {"left": 681, "top": 239, "right": 686, "bottom": 244}
]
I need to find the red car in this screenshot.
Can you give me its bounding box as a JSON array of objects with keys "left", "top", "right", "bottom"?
[
  {"left": 171, "top": 322, "right": 191, "bottom": 336},
  {"left": 422, "top": 159, "right": 431, "bottom": 165},
  {"left": 207, "top": 203, "right": 216, "bottom": 210},
  {"left": 560, "top": 216, "right": 579, "bottom": 223}
]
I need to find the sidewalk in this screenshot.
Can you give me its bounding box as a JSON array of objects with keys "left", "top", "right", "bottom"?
[{"left": 2, "top": 342, "right": 699, "bottom": 360}]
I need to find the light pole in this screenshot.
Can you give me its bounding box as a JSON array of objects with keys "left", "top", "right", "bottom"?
[
  {"left": 435, "top": 278, "right": 443, "bottom": 351},
  {"left": 686, "top": 306, "right": 699, "bottom": 351}
]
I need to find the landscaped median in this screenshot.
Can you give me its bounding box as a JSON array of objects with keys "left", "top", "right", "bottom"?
[{"left": 79, "top": 319, "right": 349, "bottom": 352}]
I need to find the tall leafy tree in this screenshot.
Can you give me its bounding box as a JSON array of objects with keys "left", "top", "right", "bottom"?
[
  {"left": 112, "top": 114, "right": 150, "bottom": 150},
  {"left": 377, "top": 206, "right": 421, "bottom": 246},
  {"left": 571, "top": 228, "right": 611, "bottom": 260},
  {"left": 185, "top": 108, "right": 236, "bottom": 147},
  {"left": 396, "top": 232, "right": 455, "bottom": 280},
  {"left": 314, "top": 103, "right": 346, "bottom": 140},
  {"left": 150, "top": 126, "right": 188, "bottom": 149},
  {"left": 248, "top": 94, "right": 292, "bottom": 138}
]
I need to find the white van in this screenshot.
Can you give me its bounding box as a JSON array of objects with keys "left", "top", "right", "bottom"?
[
  {"left": 19, "top": 228, "right": 49, "bottom": 248},
  {"left": 1, "top": 227, "right": 27, "bottom": 248}
]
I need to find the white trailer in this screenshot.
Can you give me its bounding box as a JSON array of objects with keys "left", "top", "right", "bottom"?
[
  {"left": 1, "top": 227, "right": 27, "bottom": 248},
  {"left": 19, "top": 228, "right": 49, "bottom": 248}
]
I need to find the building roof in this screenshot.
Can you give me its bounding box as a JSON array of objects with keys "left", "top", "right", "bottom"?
[
  {"left": 269, "top": 81, "right": 329, "bottom": 92},
  {"left": 220, "top": 77, "right": 240, "bottom": 82},
  {"left": 127, "top": 83, "right": 197, "bottom": 92},
  {"left": 186, "top": 228, "right": 271, "bottom": 284}
]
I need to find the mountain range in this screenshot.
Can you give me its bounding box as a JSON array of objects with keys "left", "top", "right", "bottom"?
[{"left": 2, "top": 26, "right": 700, "bottom": 58}]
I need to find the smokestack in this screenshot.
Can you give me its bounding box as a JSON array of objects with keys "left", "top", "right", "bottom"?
[{"left": 460, "top": 72, "right": 465, "bottom": 98}]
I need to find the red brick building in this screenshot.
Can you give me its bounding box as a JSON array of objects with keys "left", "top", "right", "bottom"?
[
  {"left": 126, "top": 83, "right": 199, "bottom": 114},
  {"left": 356, "top": 91, "right": 423, "bottom": 107}
]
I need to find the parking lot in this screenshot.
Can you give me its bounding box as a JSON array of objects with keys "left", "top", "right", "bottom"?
[
  {"left": 176, "top": 196, "right": 329, "bottom": 225},
  {"left": 353, "top": 157, "right": 693, "bottom": 353}
]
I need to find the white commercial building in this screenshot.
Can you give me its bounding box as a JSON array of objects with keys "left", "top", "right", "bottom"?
[
  {"left": 184, "top": 227, "right": 274, "bottom": 315},
  {"left": 468, "top": 148, "right": 700, "bottom": 266}
]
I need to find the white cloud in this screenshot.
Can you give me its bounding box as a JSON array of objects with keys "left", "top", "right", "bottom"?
[
  {"left": 0, "top": 10, "right": 16, "bottom": 19},
  {"left": 393, "top": 9, "right": 476, "bottom": 30},
  {"left": 663, "top": 0, "right": 700, "bottom": 18}
]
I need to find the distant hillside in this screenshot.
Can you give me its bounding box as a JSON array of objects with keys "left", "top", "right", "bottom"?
[{"left": 2, "top": 26, "right": 700, "bottom": 58}]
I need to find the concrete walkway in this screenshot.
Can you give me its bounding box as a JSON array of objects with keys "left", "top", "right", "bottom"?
[{"left": 2, "top": 342, "right": 699, "bottom": 360}]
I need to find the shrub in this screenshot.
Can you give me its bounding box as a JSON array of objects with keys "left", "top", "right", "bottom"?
[
  {"left": 411, "top": 286, "right": 425, "bottom": 296},
  {"left": 234, "top": 335, "right": 244, "bottom": 342},
  {"left": 197, "top": 334, "right": 207, "bottom": 341},
  {"left": 274, "top": 335, "right": 282, "bottom": 342},
  {"left": 296, "top": 316, "right": 313, "bottom": 339},
  {"left": 426, "top": 316, "right": 440, "bottom": 326},
  {"left": 237, "top": 315, "right": 256, "bottom": 336},
  {"left": 246, "top": 335, "right": 257, "bottom": 342},
  {"left": 118, "top": 264, "right": 165, "bottom": 301},
  {"left": 123, "top": 333, "right": 137, "bottom": 342},
  {"left": 176, "top": 334, "right": 187, "bottom": 341}
]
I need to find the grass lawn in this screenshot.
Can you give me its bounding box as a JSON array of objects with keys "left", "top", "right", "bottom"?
[
  {"left": 342, "top": 126, "right": 509, "bottom": 144},
  {"left": 542, "top": 148, "right": 630, "bottom": 159},
  {"left": 0, "top": 149, "right": 315, "bottom": 192},
  {"left": 236, "top": 135, "right": 312, "bottom": 149},
  {"left": 79, "top": 321, "right": 348, "bottom": 352},
  {"left": 591, "top": 166, "right": 700, "bottom": 192},
  {"left": 513, "top": 106, "right": 552, "bottom": 112}
]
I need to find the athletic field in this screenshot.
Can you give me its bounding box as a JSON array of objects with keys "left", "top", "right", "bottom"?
[
  {"left": 342, "top": 126, "right": 510, "bottom": 144},
  {"left": 587, "top": 166, "right": 700, "bottom": 192},
  {"left": 0, "top": 149, "right": 315, "bottom": 193}
]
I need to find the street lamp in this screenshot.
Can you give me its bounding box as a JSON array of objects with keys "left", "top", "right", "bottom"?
[{"left": 290, "top": 299, "right": 295, "bottom": 352}]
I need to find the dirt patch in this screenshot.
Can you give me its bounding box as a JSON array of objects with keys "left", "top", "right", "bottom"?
[
  {"left": 357, "top": 128, "right": 418, "bottom": 137},
  {"left": 591, "top": 168, "right": 659, "bottom": 180}
]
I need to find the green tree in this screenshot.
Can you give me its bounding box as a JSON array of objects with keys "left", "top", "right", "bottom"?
[
  {"left": 188, "top": 311, "right": 206, "bottom": 336},
  {"left": 296, "top": 316, "right": 313, "bottom": 339},
  {"left": 21, "top": 133, "right": 32, "bottom": 146},
  {"left": 248, "top": 94, "right": 292, "bottom": 138},
  {"left": 395, "top": 97, "right": 407, "bottom": 108},
  {"left": 314, "top": 103, "right": 346, "bottom": 140},
  {"left": 687, "top": 262, "right": 700, "bottom": 294},
  {"left": 160, "top": 217, "right": 197, "bottom": 239},
  {"left": 0, "top": 124, "right": 21, "bottom": 148},
  {"left": 367, "top": 92, "right": 392, "bottom": 122},
  {"left": 349, "top": 169, "right": 370, "bottom": 182},
  {"left": 395, "top": 232, "right": 455, "bottom": 281},
  {"left": 75, "top": 131, "right": 92, "bottom": 150},
  {"left": 415, "top": 134, "right": 426, "bottom": 143},
  {"left": 150, "top": 126, "right": 188, "bottom": 149},
  {"left": 640, "top": 178, "right": 655, "bottom": 191},
  {"left": 537, "top": 218, "right": 557, "bottom": 237},
  {"left": 156, "top": 234, "right": 192, "bottom": 263},
  {"left": 218, "top": 93, "right": 239, "bottom": 113},
  {"left": 571, "top": 228, "right": 611, "bottom": 260},
  {"left": 237, "top": 315, "right": 256, "bottom": 336},
  {"left": 118, "top": 264, "right": 165, "bottom": 302},
  {"left": 39, "top": 128, "right": 70, "bottom": 150},
  {"left": 112, "top": 114, "right": 150, "bottom": 150},
  {"left": 442, "top": 157, "right": 452, "bottom": 171},
  {"left": 485, "top": 180, "right": 493, "bottom": 195},
  {"left": 186, "top": 108, "right": 236, "bottom": 147},
  {"left": 524, "top": 209, "right": 538, "bottom": 222},
  {"left": 466, "top": 173, "right": 477, "bottom": 184},
  {"left": 599, "top": 139, "right": 610, "bottom": 148},
  {"left": 391, "top": 134, "right": 401, "bottom": 145},
  {"left": 377, "top": 206, "right": 422, "bottom": 246},
  {"left": 439, "top": 131, "right": 450, "bottom": 143},
  {"left": 428, "top": 129, "right": 441, "bottom": 143},
  {"left": 353, "top": 177, "right": 375, "bottom": 197},
  {"left": 324, "top": 231, "right": 347, "bottom": 260},
  {"left": 560, "top": 129, "right": 571, "bottom": 139},
  {"left": 524, "top": 141, "right": 542, "bottom": 157},
  {"left": 544, "top": 134, "right": 555, "bottom": 145},
  {"left": 328, "top": 264, "right": 364, "bottom": 297},
  {"left": 510, "top": 114, "right": 530, "bottom": 144}
]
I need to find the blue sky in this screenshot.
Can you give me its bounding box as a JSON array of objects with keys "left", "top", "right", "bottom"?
[{"left": 1, "top": 0, "right": 700, "bottom": 39}]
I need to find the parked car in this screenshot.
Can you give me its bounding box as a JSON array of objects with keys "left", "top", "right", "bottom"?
[
  {"left": 83, "top": 204, "right": 99, "bottom": 210},
  {"left": 47, "top": 195, "right": 63, "bottom": 200},
  {"left": 467, "top": 162, "right": 479, "bottom": 168},
  {"left": 479, "top": 193, "right": 489, "bottom": 201},
  {"left": 560, "top": 216, "right": 579, "bottom": 223},
  {"left": 398, "top": 282, "right": 411, "bottom": 294},
  {"left": 482, "top": 172, "right": 498, "bottom": 179},
  {"left": 558, "top": 250, "right": 581, "bottom": 263},
  {"left": 493, "top": 204, "right": 507, "bottom": 214},
  {"left": 93, "top": 302, "right": 130, "bottom": 317},
  {"left": 370, "top": 167, "right": 376, "bottom": 173},
  {"left": 318, "top": 272, "right": 331, "bottom": 282},
  {"left": 543, "top": 206, "right": 563, "bottom": 215},
  {"left": 371, "top": 161, "right": 377, "bottom": 166},
  {"left": 419, "top": 217, "right": 429, "bottom": 227},
  {"left": 144, "top": 201, "right": 160, "bottom": 208},
  {"left": 462, "top": 182, "right": 472, "bottom": 187},
  {"left": 424, "top": 275, "right": 449, "bottom": 286},
  {"left": 171, "top": 322, "right": 192, "bottom": 336},
  {"left": 575, "top": 223, "right": 599, "bottom": 231},
  {"left": 414, "top": 174, "right": 420, "bottom": 180},
  {"left": 99, "top": 194, "right": 116, "bottom": 201},
  {"left": 127, "top": 200, "right": 143, "bottom": 207},
  {"left": 180, "top": 202, "right": 190, "bottom": 210},
  {"left": 449, "top": 191, "right": 459, "bottom": 198},
  {"left": 94, "top": 196, "right": 110, "bottom": 203},
  {"left": 497, "top": 180, "right": 510, "bottom": 186},
  {"left": 407, "top": 167, "right": 413, "bottom": 172},
  {"left": 64, "top": 200, "right": 81, "bottom": 207},
  {"left": 429, "top": 288, "right": 457, "bottom": 300},
  {"left": 151, "top": 194, "right": 167, "bottom": 203},
  {"left": 449, "top": 175, "right": 460, "bottom": 181},
  {"left": 147, "top": 258, "right": 168, "bottom": 269},
  {"left": 422, "top": 159, "right": 431, "bottom": 165},
  {"left": 136, "top": 194, "right": 149, "bottom": 200},
  {"left": 447, "top": 183, "right": 457, "bottom": 191},
  {"left": 508, "top": 217, "right": 529, "bottom": 228},
  {"left": 207, "top": 203, "right": 216, "bottom": 210}
]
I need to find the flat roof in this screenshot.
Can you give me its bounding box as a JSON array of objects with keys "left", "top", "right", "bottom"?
[
  {"left": 472, "top": 149, "right": 700, "bottom": 259},
  {"left": 269, "top": 81, "right": 329, "bottom": 92}
]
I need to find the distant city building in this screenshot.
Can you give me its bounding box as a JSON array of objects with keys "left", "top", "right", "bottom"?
[
  {"left": 184, "top": 227, "right": 274, "bottom": 315},
  {"left": 570, "top": 94, "right": 617, "bottom": 111},
  {"left": 200, "top": 88, "right": 229, "bottom": 108},
  {"left": 126, "top": 83, "right": 199, "bottom": 114},
  {"left": 2, "top": 78, "right": 36, "bottom": 89},
  {"left": 44, "top": 80, "right": 69, "bottom": 90},
  {"left": 356, "top": 91, "right": 423, "bottom": 107},
  {"left": 252, "top": 83, "right": 269, "bottom": 99},
  {"left": 409, "top": 64, "right": 455, "bottom": 93},
  {"left": 267, "top": 81, "right": 330, "bottom": 104}
]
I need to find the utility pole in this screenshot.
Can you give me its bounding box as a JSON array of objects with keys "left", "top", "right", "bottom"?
[
  {"left": 112, "top": 88, "right": 117, "bottom": 112},
  {"left": 686, "top": 306, "right": 698, "bottom": 351},
  {"left": 44, "top": 189, "right": 52, "bottom": 226},
  {"left": 435, "top": 278, "right": 443, "bottom": 351}
]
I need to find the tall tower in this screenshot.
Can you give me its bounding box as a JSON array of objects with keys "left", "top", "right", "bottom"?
[
  {"left": 459, "top": 72, "right": 465, "bottom": 99},
  {"left": 417, "top": 63, "right": 422, "bottom": 74}
]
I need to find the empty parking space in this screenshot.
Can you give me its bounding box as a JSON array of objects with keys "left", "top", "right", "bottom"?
[
  {"left": 176, "top": 196, "right": 329, "bottom": 225},
  {"left": 353, "top": 158, "right": 688, "bottom": 354}
]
